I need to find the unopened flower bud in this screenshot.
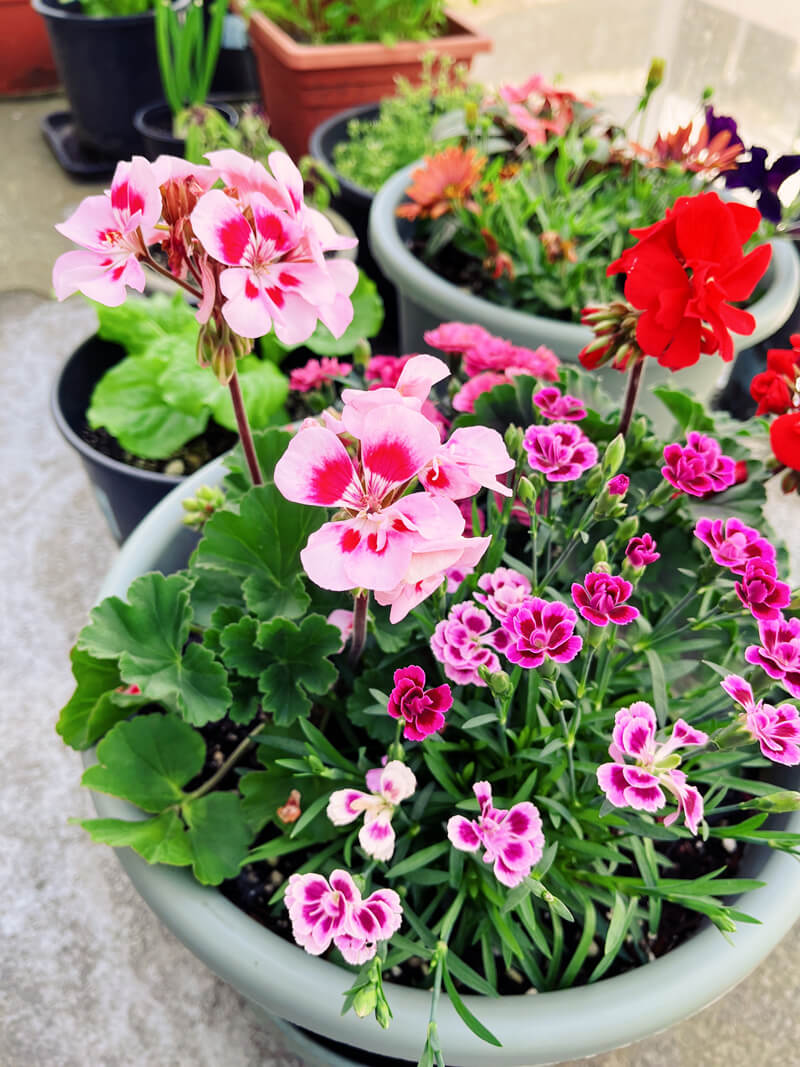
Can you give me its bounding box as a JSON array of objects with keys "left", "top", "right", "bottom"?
[
  {"left": 375, "top": 994, "right": 393, "bottom": 1029},
  {"left": 464, "top": 99, "right": 480, "bottom": 130},
  {"left": 353, "top": 985, "right": 378, "bottom": 1019},
  {"left": 483, "top": 669, "right": 514, "bottom": 700},
  {"left": 645, "top": 58, "right": 666, "bottom": 94},
  {"left": 616, "top": 515, "right": 640, "bottom": 542},
  {"left": 602, "top": 434, "right": 626, "bottom": 477},
  {"left": 352, "top": 337, "right": 371, "bottom": 369},
  {"left": 504, "top": 424, "right": 524, "bottom": 457},
  {"left": 182, "top": 484, "right": 226, "bottom": 527},
  {"left": 517, "top": 476, "right": 536, "bottom": 505},
  {"left": 593, "top": 540, "right": 608, "bottom": 564},
  {"left": 592, "top": 560, "right": 612, "bottom": 575}
]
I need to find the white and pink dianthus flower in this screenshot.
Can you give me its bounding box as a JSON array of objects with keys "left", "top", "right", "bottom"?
[
  {"left": 431, "top": 602, "right": 507, "bottom": 686},
  {"left": 694, "top": 517, "right": 776, "bottom": 575},
  {"left": 327, "top": 761, "right": 417, "bottom": 861},
  {"left": 533, "top": 386, "right": 586, "bottom": 421},
  {"left": 447, "top": 780, "right": 544, "bottom": 888},
  {"left": 474, "top": 567, "right": 532, "bottom": 622},
  {"left": 571, "top": 571, "right": 639, "bottom": 627},
  {"left": 745, "top": 615, "right": 800, "bottom": 698}
]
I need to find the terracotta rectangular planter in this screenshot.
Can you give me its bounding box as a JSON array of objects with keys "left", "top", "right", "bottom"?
[
  {"left": 246, "top": 8, "right": 491, "bottom": 160},
  {"left": 1, "top": 0, "right": 58, "bottom": 94}
]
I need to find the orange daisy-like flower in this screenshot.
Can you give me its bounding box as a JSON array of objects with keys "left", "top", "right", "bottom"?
[
  {"left": 397, "top": 147, "right": 487, "bottom": 221},
  {"left": 634, "top": 122, "right": 742, "bottom": 177}
]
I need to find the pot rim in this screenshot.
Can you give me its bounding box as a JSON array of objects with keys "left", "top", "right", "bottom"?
[
  {"left": 132, "top": 97, "right": 240, "bottom": 140},
  {"left": 84, "top": 454, "right": 800, "bottom": 1066},
  {"left": 368, "top": 163, "right": 800, "bottom": 352},
  {"left": 309, "top": 101, "right": 382, "bottom": 204}
]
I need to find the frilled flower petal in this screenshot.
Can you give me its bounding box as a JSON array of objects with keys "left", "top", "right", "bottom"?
[
  {"left": 378, "top": 761, "right": 417, "bottom": 804},
  {"left": 326, "top": 789, "right": 372, "bottom": 826},
  {"left": 721, "top": 674, "right": 757, "bottom": 711},
  {"left": 447, "top": 815, "right": 482, "bottom": 852},
  {"left": 359, "top": 810, "right": 396, "bottom": 861}
]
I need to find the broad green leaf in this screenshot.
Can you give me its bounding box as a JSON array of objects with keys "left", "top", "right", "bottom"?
[
  {"left": 57, "top": 647, "right": 147, "bottom": 750},
  {"left": 211, "top": 357, "right": 289, "bottom": 431},
  {"left": 183, "top": 792, "right": 252, "bottom": 884},
  {"left": 94, "top": 292, "right": 196, "bottom": 354},
  {"left": 78, "top": 811, "right": 193, "bottom": 866},
  {"left": 255, "top": 615, "right": 340, "bottom": 725},
  {"left": 219, "top": 615, "right": 264, "bottom": 677},
  {"left": 78, "top": 572, "right": 231, "bottom": 726},
  {"left": 159, "top": 337, "right": 220, "bottom": 416},
  {"left": 304, "top": 271, "right": 384, "bottom": 356},
  {"left": 652, "top": 386, "right": 715, "bottom": 434},
  {"left": 88, "top": 348, "right": 208, "bottom": 459},
  {"left": 193, "top": 481, "right": 323, "bottom": 620},
  {"left": 81, "top": 714, "right": 205, "bottom": 812}
]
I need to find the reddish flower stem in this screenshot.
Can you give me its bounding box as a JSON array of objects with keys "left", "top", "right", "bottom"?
[
  {"left": 141, "top": 251, "right": 204, "bottom": 301},
  {"left": 618, "top": 356, "right": 646, "bottom": 438},
  {"left": 350, "top": 592, "right": 369, "bottom": 665},
  {"left": 228, "top": 368, "right": 264, "bottom": 486}
]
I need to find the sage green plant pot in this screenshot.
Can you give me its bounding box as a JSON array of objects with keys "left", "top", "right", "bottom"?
[
  {"left": 81, "top": 455, "right": 800, "bottom": 1066},
  {"left": 368, "top": 165, "right": 800, "bottom": 428}
]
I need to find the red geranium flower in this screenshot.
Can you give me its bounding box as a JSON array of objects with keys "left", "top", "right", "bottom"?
[
  {"left": 750, "top": 345, "right": 799, "bottom": 415},
  {"left": 770, "top": 411, "right": 800, "bottom": 471},
  {"left": 608, "top": 191, "right": 772, "bottom": 371}
]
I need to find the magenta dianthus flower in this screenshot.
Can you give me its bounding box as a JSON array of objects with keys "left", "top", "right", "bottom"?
[
  {"left": 745, "top": 615, "right": 800, "bottom": 697},
  {"left": 596, "top": 702, "right": 707, "bottom": 834},
  {"left": 625, "top": 533, "right": 660, "bottom": 569},
  {"left": 289, "top": 356, "right": 351, "bottom": 393},
  {"left": 387, "top": 665, "right": 452, "bottom": 741},
  {"left": 571, "top": 572, "right": 639, "bottom": 627},
  {"left": 365, "top": 354, "right": 412, "bottom": 389},
  {"left": 606, "top": 474, "right": 629, "bottom": 496},
  {"left": 523, "top": 422, "right": 598, "bottom": 482},
  {"left": 721, "top": 675, "right": 800, "bottom": 765},
  {"left": 430, "top": 602, "right": 505, "bottom": 686},
  {"left": 502, "top": 597, "right": 583, "bottom": 668},
  {"left": 503, "top": 344, "right": 560, "bottom": 382},
  {"left": 452, "top": 371, "right": 508, "bottom": 414},
  {"left": 734, "top": 559, "right": 791, "bottom": 621},
  {"left": 533, "top": 386, "right": 586, "bottom": 421},
  {"left": 475, "top": 567, "right": 532, "bottom": 622},
  {"left": 694, "top": 517, "right": 776, "bottom": 576},
  {"left": 284, "top": 869, "right": 402, "bottom": 964},
  {"left": 661, "top": 432, "right": 736, "bottom": 497},
  {"left": 447, "top": 780, "right": 544, "bottom": 887}
]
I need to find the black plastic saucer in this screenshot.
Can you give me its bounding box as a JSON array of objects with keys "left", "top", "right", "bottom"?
[{"left": 41, "top": 111, "right": 119, "bottom": 181}]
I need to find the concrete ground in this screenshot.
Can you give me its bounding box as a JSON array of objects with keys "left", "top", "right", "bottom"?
[{"left": 2, "top": 1, "right": 800, "bottom": 1065}]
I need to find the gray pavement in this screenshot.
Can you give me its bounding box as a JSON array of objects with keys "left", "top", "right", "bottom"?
[{"left": 3, "top": 1, "right": 800, "bottom": 1064}]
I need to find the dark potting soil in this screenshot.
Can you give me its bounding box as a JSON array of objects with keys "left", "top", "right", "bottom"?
[
  {"left": 205, "top": 716, "right": 747, "bottom": 1005},
  {"left": 79, "top": 420, "right": 238, "bottom": 477}
]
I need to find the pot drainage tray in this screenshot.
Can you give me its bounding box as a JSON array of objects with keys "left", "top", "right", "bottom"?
[{"left": 41, "top": 111, "right": 119, "bottom": 180}]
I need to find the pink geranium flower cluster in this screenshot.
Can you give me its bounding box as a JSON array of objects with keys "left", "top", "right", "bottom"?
[
  {"left": 289, "top": 356, "right": 352, "bottom": 393},
  {"left": 275, "top": 355, "right": 515, "bottom": 621},
  {"left": 523, "top": 422, "right": 599, "bottom": 482},
  {"left": 661, "top": 432, "right": 736, "bottom": 497},
  {"left": 53, "top": 150, "right": 358, "bottom": 349},
  {"left": 721, "top": 676, "right": 800, "bottom": 765},
  {"left": 327, "top": 761, "right": 417, "bottom": 861},
  {"left": 597, "top": 702, "right": 708, "bottom": 833},
  {"left": 285, "top": 869, "right": 402, "bottom": 964},
  {"left": 447, "top": 780, "right": 545, "bottom": 887}
]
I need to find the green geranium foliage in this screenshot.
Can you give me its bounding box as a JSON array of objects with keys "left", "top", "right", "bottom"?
[
  {"left": 220, "top": 613, "right": 341, "bottom": 725},
  {"left": 79, "top": 811, "right": 194, "bottom": 867},
  {"left": 56, "top": 647, "right": 150, "bottom": 750},
  {"left": 77, "top": 572, "right": 232, "bottom": 726}
]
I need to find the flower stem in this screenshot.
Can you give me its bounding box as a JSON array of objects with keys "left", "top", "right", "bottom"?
[
  {"left": 228, "top": 367, "right": 264, "bottom": 486},
  {"left": 350, "top": 591, "right": 369, "bottom": 665},
  {"left": 141, "top": 250, "right": 204, "bottom": 300},
  {"left": 182, "top": 721, "right": 266, "bottom": 803},
  {"left": 618, "top": 356, "right": 646, "bottom": 438}
]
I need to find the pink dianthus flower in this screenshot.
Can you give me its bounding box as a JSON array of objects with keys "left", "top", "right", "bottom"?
[
  {"left": 596, "top": 702, "right": 707, "bottom": 834},
  {"left": 366, "top": 354, "right": 412, "bottom": 388},
  {"left": 721, "top": 675, "right": 800, "bottom": 765},
  {"left": 502, "top": 597, "right": 583, "bottom": 668},
  {"left": 452, "top": 371, "right": 508, "bottom": 413},
  {"left": 430, "top": 602, "right": 505, "bottom": 686},
  {"left": 474, "top": 567, "right": 532, "bottom": 622},
  {"left": 327, "top": 762, "right": 416, "bottom": 861},
  {"left": 447, "top": 780, "right": 544, "bottom": 887},
  {"left": 734, "top": 559, "right": 791, "bottom": 621},
  {"left": 625, "top": 533, "right": 660, "bottom": 569},
  {"left": 694, "top": 517, "right": 776, "bottom": 576},
  {"left": 289, "top": 356, "right": 351, "bottom": 393},
  {"left": 606, "top": 474, "right": 629, "bottom": 496},
  {"left": 745, "top": 615, "right": 800, "bottom": 697},
  {"left": 424, "top": 321, "right": 493, "bottom": 354},
  {"left": 661, "top": 432, "right": 736, "bottom": 497},
  {"left": 387, "top": 665, "right": 452, "bottom": 741},
  {"left": 571, "top": 572, "right": 639, "bottom": 627},
  {"left": 523, "top": 422, "right": 598, "bottom": 482},
  {"left": 533, "top": 386, "right": 586, "bottom": 421}
]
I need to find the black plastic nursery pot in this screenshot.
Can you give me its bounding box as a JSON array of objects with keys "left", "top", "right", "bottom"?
[
  {"left": 32, "top": 0, "right": 180, "bottom": 156},
  {"left": 133, "top": 99, "right": 240, "bottom": 162},
  {"left": 51, "top": 335, "right": 183, "bottom": 545},
  {"left": 309, "top": 103, "right": 399, "bottom": 351}
]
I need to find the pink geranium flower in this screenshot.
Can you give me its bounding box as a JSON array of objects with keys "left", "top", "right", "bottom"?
[
  {"left": 533, "top": 387, "right": 587, "bottom": 421},
  {"left": 327, "top": 761, "right": 416, "bottom": 861},
  {"left": 447, "top": 780, "right": 545, "bottom": 888},
  {"left": 745, "top": 615, "right": 800, "bottom": 697},
  {"left": 431, "top": 602, "right": 506, "bottom": 686},
  {"left": 596, "top": 702, "right": 708, "bottom": 834},
  {"left": 387, "top": 665, "right": 452, "bottom": 741},
  {"left": 625, "top": 534, "right": 660, "bottom": 569},
  {"left": 340, "top": 354, "right": 449, "bottom": 436},
  {"left": 721, "top": 675, "right": 800, "bottom": 765},
  {"left": 366, "top": 354, "right": 413, "bottom": 388},
  {"left": 420, "top": 426, "right": 514, "bottom": 500},
  {"left": 289, "top": 356, "right": 352, "bottom": 393},
  {"left": 572, "top": 572, "right": 640, "bottom": 627},
  {"left": 661, "top": 433, "right": 736, "bottom": 497},
  {"left": 452, "top": 372, "right": 508, "bottom": 413},
  {"left": 523, "top": 422, "right": 599, "bottom": 482},
  {"left": 424, "top": 322, "right": 493, "bottom": 354},
  {"left": 734, "top": 559, "right": 791, "bottom": 621},
  {"left": 53, "top": 156, "right": 162, "bottom": 305},
  {"left": 502, "top": 597, "right": 583, "bottom": 668},
  {"left": 285, "top": 869, "right": 402, "bottom": 965},
  {"left": 694, "top": 517, "right": 776, "bottom": 575},
  {"left": 475, "top": 567, "right": 532, "bottom": 622}
]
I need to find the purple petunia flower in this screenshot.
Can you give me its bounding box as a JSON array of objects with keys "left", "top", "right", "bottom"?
[
  {"left": 596, "top": 701, "right": 708, "bottom": 834},
  {"left": 745, "top": 615, "right": 800, "bottom": 698},
  {"left": 694, "top": 517, "right": 776, "bottom": 576},
  {"left": 625, "top": 533, "right": 660, "bottom": 569},
  {"left": 704, "top": 106, "right": 743, "bottom": 151},
  {"left": 661, "top": 432, "right": 736, "bottom": 497},
  {"left": 430, "top": 602, "right": 506, "bottom": 686},
  {"left": 447, "top": 780, "right": 545, "bottom": 887},
  {"left": 501, "top": 596, "right": 583, "bottom": 668},
  {"left": 532, "top": 386, "right": 587, "bottom": 421},
  {"left": 523, "top": 421, "right": 598, "bottom": 482},
  {"left": 571, "top": 572, "right": 639, "bottom": 627},
  {"left": 724, "top": 145, "right": 800, "bottom": 223},
  {"left": 721, "top": 674, "right": 800, "bottom": 766},
  {"left": 734, "top": 558, "right": 791, "bottom": 622}
]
